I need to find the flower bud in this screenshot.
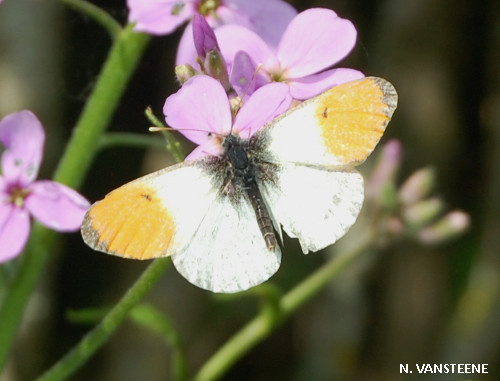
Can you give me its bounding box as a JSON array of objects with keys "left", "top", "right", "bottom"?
[
  {"left": 417, "top": 210, "right": 470, "bottom": 244},
  {"left": 398, "top": 167, "right": 436, "bottom": 205},
  {"left": 192, "top": 12, "right": 231, "bottom": 91},
  {"left": 175, "top": 64, "right": 198, "bottom": 84},
  {"left": 402, "top": 197, "right": 444, "bottom": 228},
  {"left": 386, "top": 216, "right": 405, "bottom": 236},
  {"left": 365, "top": 139, "right": 402, "bottom": 206},
  {"left": 204, "top": 49, "right": 231, "bottom": 90},
  {"left": 193, "top": 13, "right": 218, "bottom": 59}
]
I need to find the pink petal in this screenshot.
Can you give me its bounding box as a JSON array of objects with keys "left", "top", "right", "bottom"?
[
  {"left": 229, "top": 51, "right": 267, "bottom": 97},
  {"left": 163, "top": 76, "right": 233, "bottom": 145},
  {"left": 0, "top": 203, "right": 31, "bottom": 263},
  {"left": 215, "top": 24, "right": 278, "bottom": 72},
  {"left": 176, "top": 1, "right": 295, "bottom": 66},
  {"left": 220, "top": 0, "right": 297, "bottom": 47},
  {"left": 277, "top": 8, "right": 357, "bottom": 78},
  {"left": 233, "top": 82, "right": 291, "bottom": 137},
  {"left": 25, "top": 181, "right": 90, "bottom": 232},
  {"left": 176, "top": 23, "right": 199, "bottom": 67},
  {"left": 0, "top": 110, "right": 45, "bottom": 185},
  {"left": 288, "top": 68, "right": 365, "bottom": 100},
  {"left": 0, "top": 177, "right": 7, "bottom": 194},
  {"left": 127, "top": 0, "right": 195, "bottom": 35},
  {"left": 184, "top": 139, "right": 225, "bottom": 160}
]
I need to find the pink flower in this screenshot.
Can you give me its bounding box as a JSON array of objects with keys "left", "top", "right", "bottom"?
[
  {"left": 0, "top": 111, "right": 90, "bottom": 262},
  {"left": 178, "top": 8, "right": 364, "bottom": 100},
  {"left": 163, "top": 75, "right": 291, "bottom": 160},
  {"left": 127, "top": 0, "right": 296, "bottom": 46}
]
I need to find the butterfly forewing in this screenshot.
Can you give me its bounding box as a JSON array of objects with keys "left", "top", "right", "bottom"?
[
  {"left": 261, "top": 77, "right": 398, "bottom": 168},
  {"left": 82, "top": 162, "right": 217, "bottom": 259}
]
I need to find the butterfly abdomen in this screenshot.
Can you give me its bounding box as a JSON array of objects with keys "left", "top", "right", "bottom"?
[{"left": 246, "top": 182, "right": 277, "bottom": 251}]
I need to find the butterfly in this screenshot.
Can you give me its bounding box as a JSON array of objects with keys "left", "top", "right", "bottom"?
[{"left": 81, "top": 77, "right": 397, "bottom": 293}]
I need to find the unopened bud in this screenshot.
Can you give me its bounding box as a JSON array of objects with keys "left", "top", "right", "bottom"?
[
  {"left": 386, "top": 216, "right": 405, "bottom": 236},
  {"left": 193, "top": 13, "right": 218, "bottom": 59},
  {"left": 402, "top": 197, "right": 444, "bottom": 228},
  {"left": 175, "top": 64, "right": 198, "bottom": 84},
  {"left": 398, "top": 167, "right": 436, "bottom": 205},
  {"left": 365, "top": 139, "right": 402, "bottom": 206},
  {"left": 191, "top": 13, "right": 231, "bottom": 91},
  {"left": 204, "top": 49, "right": 231, "bottom": 90},
  {"left": 417, "top": 210, "right": 470, "bottom": 244}
]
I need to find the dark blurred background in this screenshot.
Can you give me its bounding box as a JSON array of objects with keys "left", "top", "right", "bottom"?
[{"left": 0, "top": 0, "right": 499, "bottom": 380}]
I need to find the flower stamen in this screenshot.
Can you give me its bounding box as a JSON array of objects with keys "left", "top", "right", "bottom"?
[
  {"left": 7, "top": 185, "right": 30, "bottom": 208},
  {"left": 198, "top": 0, "right": 221, "bottom": 16}
]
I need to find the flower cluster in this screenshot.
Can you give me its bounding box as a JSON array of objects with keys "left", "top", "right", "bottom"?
[
  {"left": 365, "top": 140, "right": 470, "bottom": 245},
  {"left": 0, "top": 111, "right": 90, "bottom": 262},
  {"left": 127, "top": 1, "right": 362, "bottom": 151}
]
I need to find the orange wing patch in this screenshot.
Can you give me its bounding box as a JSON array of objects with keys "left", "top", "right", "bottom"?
[
  {"left": 82, "top": 183, "right": 175, "bottom": 259},
  {"left": 316, "top": 77, "right": 397, "bottom": 164}
]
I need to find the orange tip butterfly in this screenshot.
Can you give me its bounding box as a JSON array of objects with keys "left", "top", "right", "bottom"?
[{"left": 81, "top": 77, "right": 398, "bottom": 293}]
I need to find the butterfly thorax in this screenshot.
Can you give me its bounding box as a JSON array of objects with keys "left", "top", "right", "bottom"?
[{"left": 223, "top": 134, "right": 256, "bottom": 185}]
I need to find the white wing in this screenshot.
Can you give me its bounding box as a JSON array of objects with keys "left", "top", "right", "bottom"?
[
  {"left": 252, "top": 77, "right": 396, "bottom": 253},
  {"left": 82, "top": 160, "right": 281, "bottom": 293},
  {"left": 262, "top": 77, "right": 397, "bottom": 167},
  {"left": 260, "top": 163, "right": 364, "bottom": 254},
  {"left": 171, "top": 194, "right": 281, "bottom": 293}
]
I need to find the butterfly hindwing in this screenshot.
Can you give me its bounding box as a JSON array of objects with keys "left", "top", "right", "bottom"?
[
  {"left": 171, "top": 192, "right": 281, "bottom": 293},
  {"left": 260, "top": 164, "right": 364, "bottom": 254}
]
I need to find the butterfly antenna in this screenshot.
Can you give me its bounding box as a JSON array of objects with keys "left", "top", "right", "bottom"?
[
  {"left": 248, "top": 63, "right": 263, "bottom": 93},
  {"left": 149, "top": 126, "right": 171, "bottom": 132}
]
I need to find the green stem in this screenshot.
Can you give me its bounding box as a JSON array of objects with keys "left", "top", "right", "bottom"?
[
  {"left": 194, "top": 237, "right": 372, "bottom": 381},
  {"left": 53, "top": 25, "right": 150, "bottom": 187},
  {"left": 35, "top": 259, "right": 171, "bottom": 381},
  {"left": 129, "top": 304, "right": 188, "bottom": 381},
  {"left": 98, "top": 132, "right": 167, "bottom": 151},
  {"left": 63, "top": 302, "right": 188, "bottom": 381},
  {"left": 0, "top": 25, "right": 150, "bottom": 371},
  {"left": 57, "top": 0, "right": 122, "bottom": 38},
  {"left": 145, "top": 107, "right": 185, "bottom": 163},
  {"left": 0, "top": 225, "right": 56, "bottom": 369}
]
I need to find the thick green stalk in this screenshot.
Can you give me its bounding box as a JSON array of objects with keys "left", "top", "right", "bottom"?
[
  {"left": 194, "top": 237, "right": 372, "bottom": 381},
  {"left": 35, "top": 259, "right": 171, "bottom": 381},
  {"left": 0, "top": 225, "right": 57, "bottom": 370},
  {"left": 0, "top": 25, "right": 150, "bottom": 371},
  {"left": 53, "top": 25, "right": 150, "bottom": 187},
  {"left": 58, "top": 0, "right": 122, "bottom": 39}
]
